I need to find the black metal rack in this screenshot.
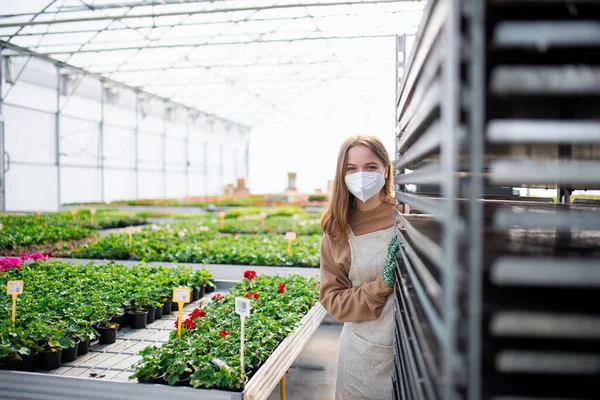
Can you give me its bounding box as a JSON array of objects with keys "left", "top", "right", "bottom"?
[{"left": 393, "top": 1, "right": 600, "bottom": 399}]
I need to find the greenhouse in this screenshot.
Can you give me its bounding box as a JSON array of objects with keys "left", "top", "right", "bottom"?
[{"left": 1, "top": 1, "right": 599, "bottom": 400}]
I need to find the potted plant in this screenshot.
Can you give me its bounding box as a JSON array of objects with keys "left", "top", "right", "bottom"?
[{"left": 95, "top": 320, "right": 119, "bottom": 345}]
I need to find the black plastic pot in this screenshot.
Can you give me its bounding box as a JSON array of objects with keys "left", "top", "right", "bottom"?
[
  {"left": 78, "top": 340, "right": 90, "bottom": 356},
  {"left": 109, "top": 314, "right": 124, "bottom": 326},
  {"left": 17, "top": 352, "right": 36, "bottom": 372},
  {"left": 191, "top": 288, "right": 199, "bottom": 302},
  {"left": 97, "top": 324, "right": 119, "bottom": 344},
  {"left": 162, "top": 301, "right": 172, "bottom": 316},
  {"left": 154, "top": 305, "right": 163, "bottom": 320},
  {"left": 171, "top": 302, "right": 179, "bottom": 312},
  {"left": 205, "top": 279, "right": 216, "bottom": 294},
  {"left": 61, "top": 340, "right": 79, "bottom": 363},
  {"left": 120, "top": 312, "right": 131, "bottom": 328},
  {"left": 138, "top": 374, "right": 165, "bottom": 384},
  {"left": 163, "top": 374, "right": 191, "bottom": 387},
  {"left": 198, "top": 285, "right": 206, "bottom": 300},
  {"left": 146, "top": 307, "right": 156, "bottom": 324},
  {"left": 129, "top": 311, "right": 148, "bottom": 329},
  {"left": 0, "top": 358, "right": 19, "bottom": 371},
  {"left": 36, "top": 349, "right": 62, "bottom": 371}
]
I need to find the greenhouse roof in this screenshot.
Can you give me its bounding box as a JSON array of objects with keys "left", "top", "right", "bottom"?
[{"left": 0, "top": 0, "right": 423, "bottom": 126}]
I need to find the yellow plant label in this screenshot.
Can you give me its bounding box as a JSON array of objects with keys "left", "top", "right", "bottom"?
[
  {"left": 173, "top": 288, "right": 191, "bottom": 303},
  {"left": 7, "top": 280, "right": 23, "bottom": 294}
]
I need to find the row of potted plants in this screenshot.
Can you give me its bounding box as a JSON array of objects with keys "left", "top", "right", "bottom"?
[
  {"left": 0, "top": 209, "right": 146, "bottom": 251},
  {"left": 0, "top": 256, "right": 213, "bottom": 372},
  {"left": 63, "top": 223, "right": 321, "bottom": 267},
  {"left": 132, "top": 270, "right": 320, "bottom": 390}
]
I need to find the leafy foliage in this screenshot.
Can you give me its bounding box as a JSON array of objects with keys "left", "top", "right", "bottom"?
[{"left": 132, "top": 273, "right": 320, "bottom": 391}]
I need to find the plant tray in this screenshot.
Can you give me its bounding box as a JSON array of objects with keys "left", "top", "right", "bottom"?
[{"left": 0, "top": 303, "right": 327, "bottom": 400}]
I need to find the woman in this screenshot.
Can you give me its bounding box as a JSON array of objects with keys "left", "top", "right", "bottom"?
[{"left": 320, "top": 134, "right": 397, "bottom": 400}]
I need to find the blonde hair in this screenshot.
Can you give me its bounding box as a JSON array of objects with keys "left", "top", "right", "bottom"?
[{"left": 321, "top": 135, "right": 394, "bottom": 242}]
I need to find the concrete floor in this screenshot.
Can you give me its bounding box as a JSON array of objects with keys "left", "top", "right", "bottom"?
[{"left": 268, "top": 322, "right": 342, "bottom": 400}]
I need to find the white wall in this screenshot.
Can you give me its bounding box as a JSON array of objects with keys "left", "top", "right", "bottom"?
[{"left": 1, "top": 50, "right": 250, "bottom": 211}]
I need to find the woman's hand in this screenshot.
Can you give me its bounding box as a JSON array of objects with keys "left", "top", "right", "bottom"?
[{"left": 382, "top": 235, "right": 398, "bottom": 288}]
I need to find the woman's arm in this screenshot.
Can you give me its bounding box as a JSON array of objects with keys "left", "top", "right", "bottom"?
[{"left": 319, "top": 234, "right": 393, "bottom": 322}]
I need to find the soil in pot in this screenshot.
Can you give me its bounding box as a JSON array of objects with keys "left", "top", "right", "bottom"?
[
  {"left": 129, "top": 311, "right": 148, "bottom": 329},
  {"left": 17, "top": 352, "right": 36, "bottom": 372},
  {"left": 146, "top": 307, "right": 156, "bottom": 324},
  {"left": 162, "top": 301, "right": 172, "bottom": 315},
  {"left": 154, "top": 305, "right": 163, "bottom": 320},
  {"left": 61, "top": 340, "right": 80, "bottom": 363},
  {"left": 97, "top": 323, "right": 119, "bottom": 344},
  {"left": 78, "top": 340, "right": 90, "bottom": 356},
  {"left": 36, "top": 349, "right": 62, "bottom": 371}
]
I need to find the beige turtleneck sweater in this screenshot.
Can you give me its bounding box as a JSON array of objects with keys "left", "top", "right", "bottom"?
[{"left": 319, "top": 201, "right": 395, "bottom": 322}]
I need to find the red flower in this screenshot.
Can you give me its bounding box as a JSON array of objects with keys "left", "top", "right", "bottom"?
[
  {"left": 277, "top": 283, "right": 287, "bottom": 293},
  {"left": 243, "top": 270, "right": 257, "bottom": 280},
  {"left": 189, "top": 308, "right": 206, "bottom": 318},
  {"left": 212, "top": 293, "right": 224, "bottom": 303},
  {"left": 175, "top": 317, "right": 197, "bottom": 330},
  {"left": 245, "top": 292, "right": 259, "bottom": 300},
  {"left": 219, "top": 330, "right": 229, "bottom": 337}
]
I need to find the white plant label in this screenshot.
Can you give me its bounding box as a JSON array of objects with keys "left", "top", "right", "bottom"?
[
  {"left": 235, "top": 297, "right": 251, "bottom": 317},
  {"left": 211, "top": 357, "right": 232, "bottom": 371},
  {"left": 260, "top": 212, "right": 267, "bottom": 218},
  {"left": 173, "top": 288, "right": 191, "bottom": 302},
  {"left": 90, "top": 208, "right": 96, "bottom": 215},
  {"left": 218, "top": 212, "right": 226, "bottom": 218},
  {"left": 285, "top": 232, "right": 297, "bottom": 240},
  {"left": 292, "top": 214, "right": 299, "bottom": 220},
  {"left": 7, "top": 280, "right": 23, "bottom": 294}
]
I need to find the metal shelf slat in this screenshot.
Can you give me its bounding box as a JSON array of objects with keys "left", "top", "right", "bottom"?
[
  {"left": 493, "top": 208, "right": 600, "bottom": 231},
  {"left": 488, "top": 120, "right": 600, "bottom": 144},
  {"left": 397, "top": 0, "right": 448, "bottom": 112},
  {"left": 395, "top": 163, "right": 441, "bottom": 185},
  {"left": 493, "top": 21, "right": 600, "bottom": 48},
  {"left": 490, "top": 66, "right": 600, "bottom": 95},
  {"left": 397, "top": 120, "right": 440, "bottom": 169},
  {"left": 491, "top": 257, "right": 600, "bottom": 287},
  {"left": 397, "top": 211, "right": 444, "bottom": 271},
  {"left": 397, "top": 240, "right": 446, "bottom": 344},
  {"left": 396, "top": 191, "right": 446, "bottom": 221},
  {"left": 489, "top": 160, "right": 600, "bottom": 186}
]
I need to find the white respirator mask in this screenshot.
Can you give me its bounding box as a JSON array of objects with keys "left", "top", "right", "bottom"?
[{"left": 344, "top": 171, "right": 386, "bottom": 203}]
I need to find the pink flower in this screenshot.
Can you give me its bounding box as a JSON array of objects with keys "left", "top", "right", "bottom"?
[
  {"left": 30, "top": 253, "right": 44, "bottom": 261},
  {"left": 0, "top": 265, "right": 7, "bottom": 273},
  {"left": 219, "top": 330, "right": 229, "bottom": 337},
  {"left": 20, "top": 253, "right": 29, "bottom": 261}
]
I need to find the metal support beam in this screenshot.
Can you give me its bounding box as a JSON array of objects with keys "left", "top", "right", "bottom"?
[
  {"left": 99, "top": 83, "right": 105, "bottom": 203},
  {"left": 55, "top": 66, "right": 61, "bottom": 209},
  {"left": 440, "top": 0, "right": 460, "bottom": 396},
  {"left": 185, "top": 114, "right": 190, "bottom": 198},
  {"left": 134, "top": 90, "right": 140, "bottom": 200},
  {"left": 0, "top": 46, "right": 5, "bottom": 212},
  {"left": 0, "top": 11, "right": 416, "bottom": 38},
  {"left": 203, "top": 141, "right": 208, "bottom": 196},
  {"left": 0, "top": 0, "right": 420, "bottom": 28},
  {"left": 163, "top": 101, "right": 167, "bottom": 199},
  {"left": 38, "top": 34, "right": 396, "bottom": 55},
  {"left": 467, "top": 0, "right": 484, "bottom": 397}
]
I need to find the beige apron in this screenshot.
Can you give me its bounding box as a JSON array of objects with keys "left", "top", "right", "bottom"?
[{"left": 335, "top": 226, "right": 395, "bottom": 400}]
